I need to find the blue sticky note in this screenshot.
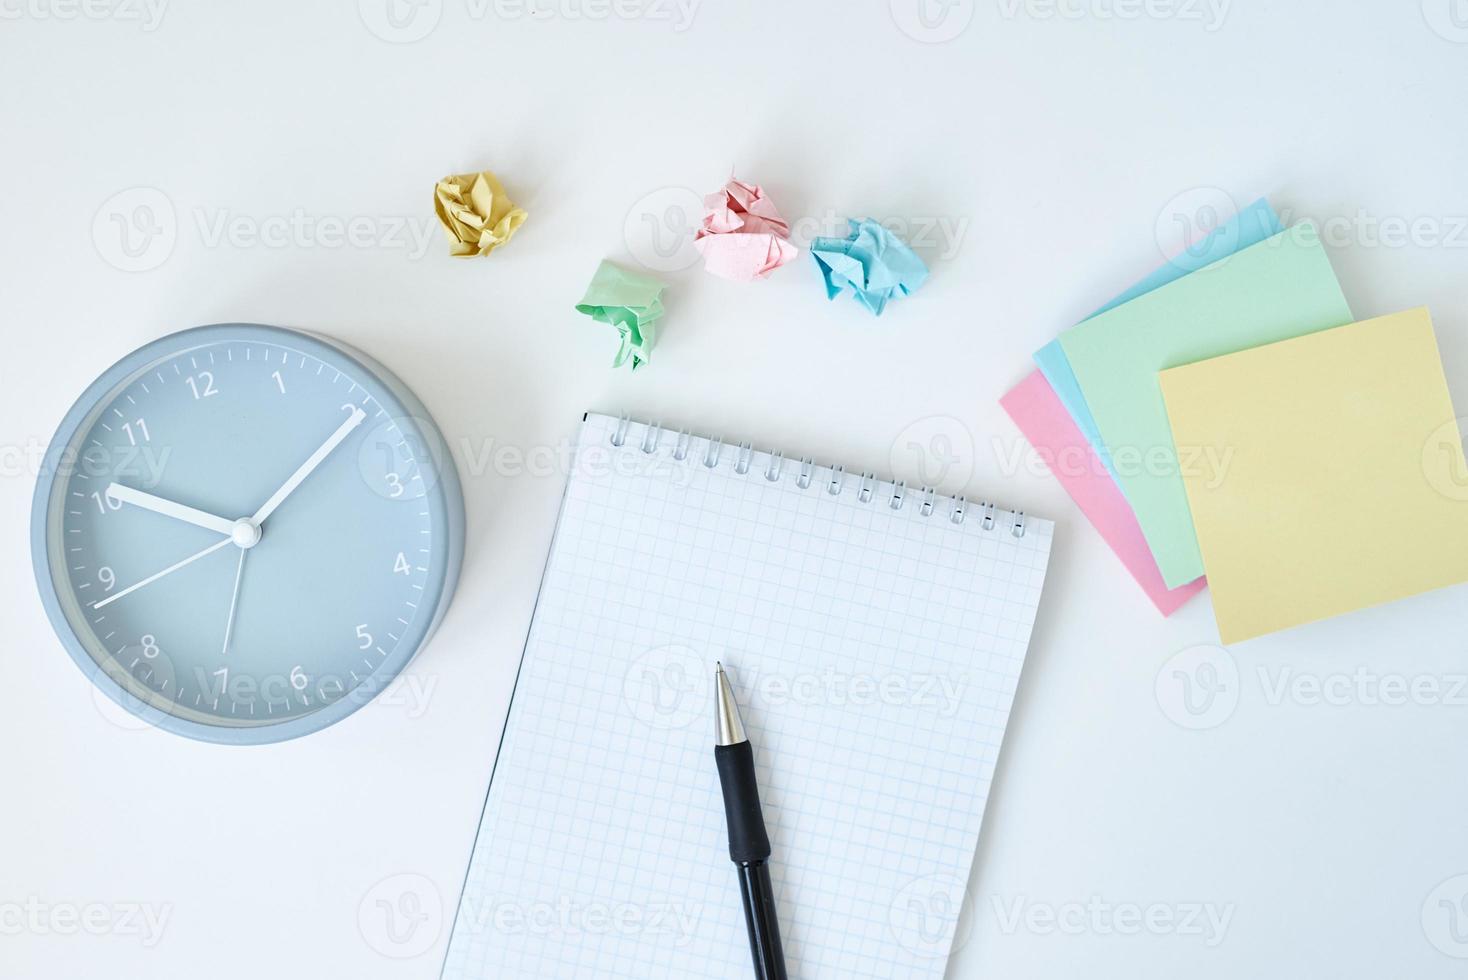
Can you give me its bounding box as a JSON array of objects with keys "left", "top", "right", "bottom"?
[
  {"left": 1032, "top": 198, "right": 1283, "bottom": 484},
  {"left": 811, "top": 218, "right": 929, "bottom": 316}
]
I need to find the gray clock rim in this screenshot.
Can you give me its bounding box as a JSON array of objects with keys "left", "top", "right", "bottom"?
[{"left": 30, "top": 322, "right": 465, "bottom": 746}]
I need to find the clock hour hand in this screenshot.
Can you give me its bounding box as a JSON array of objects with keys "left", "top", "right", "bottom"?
[
  {"left": 105, "top": 483, "right": 237, "bottom": 537},
  {"left": 251, "top": 405, "right": 367, "bottom": 526}
]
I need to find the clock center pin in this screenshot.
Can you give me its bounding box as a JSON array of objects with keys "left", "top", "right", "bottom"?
[{"left": 231, "top": 519, "right": 262, "bottom": 549}]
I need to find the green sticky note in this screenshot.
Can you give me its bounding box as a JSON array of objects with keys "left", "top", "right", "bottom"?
[
  {"left": 574, "top": 260, "right": 667, "bottom": 370},
  {"left": 1058, "top": 223, "right": 1353, "bottom": 588}
]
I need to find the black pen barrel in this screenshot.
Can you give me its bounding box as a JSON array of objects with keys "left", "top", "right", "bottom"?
[
  {"left": 715, "top": 741, "right": 771, "bottom": 862},
  {"left": 736, "top": 861, "right": 787, "bottom": 980},
  {"left": 714, "top": 667, "right": 788, "bottom": 980}
]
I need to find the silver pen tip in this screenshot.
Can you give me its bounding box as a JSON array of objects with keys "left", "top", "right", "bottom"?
[{"left": 715, "top": 663, "right": 748, "bottom": 746}]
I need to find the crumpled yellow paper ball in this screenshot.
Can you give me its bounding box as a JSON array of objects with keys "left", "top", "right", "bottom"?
[{"left": 434, "top": 170, "right": 527, "bottom": 257}]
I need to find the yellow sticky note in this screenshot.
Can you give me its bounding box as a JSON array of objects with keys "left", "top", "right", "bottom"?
[{"left": 1160, "top": 308, "right": 1468, "bottom": 642}]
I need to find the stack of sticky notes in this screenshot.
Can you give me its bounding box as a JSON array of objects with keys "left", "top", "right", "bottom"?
[{"left": 1004, "top": 199, "right": 1468, "bottom": 641}]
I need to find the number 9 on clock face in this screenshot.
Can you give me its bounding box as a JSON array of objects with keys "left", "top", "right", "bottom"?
[{"left": 31, "top": 324, "right": 465, "bottom": 744}]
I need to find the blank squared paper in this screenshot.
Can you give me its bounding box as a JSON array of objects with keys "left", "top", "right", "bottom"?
[{"left": 440, "top": 414, "right": 1054, "bottom": 979}]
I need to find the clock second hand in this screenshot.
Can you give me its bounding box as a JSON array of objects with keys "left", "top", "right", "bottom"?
[
  {"left": 221, "top": 549, "right": 247, "bottom": 655},
  {"left": 93, "top": 538, "right": 233, "bottom": 610}
]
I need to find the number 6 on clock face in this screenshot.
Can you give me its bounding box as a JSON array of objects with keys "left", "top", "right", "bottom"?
[{"left": 31, "top": 323, "right": 465, "bottom": 744}]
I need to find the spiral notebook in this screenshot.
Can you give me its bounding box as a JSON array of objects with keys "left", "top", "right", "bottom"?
[{"left": 441, "top": 413, "right": 1055, "bottom": 979}]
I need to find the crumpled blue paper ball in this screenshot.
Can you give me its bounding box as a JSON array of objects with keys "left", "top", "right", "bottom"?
[{"left": 810, "top": 218, "right": 929, "bottom": 316}]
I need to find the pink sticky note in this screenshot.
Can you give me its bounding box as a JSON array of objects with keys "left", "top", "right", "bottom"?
[{"left": 1001, "top": 370, "right": 1206, "bottom": 616}]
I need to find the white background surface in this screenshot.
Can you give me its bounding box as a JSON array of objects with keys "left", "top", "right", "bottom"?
[{"left": 3, "top": 1, "right": 1468, "bottom": 977}]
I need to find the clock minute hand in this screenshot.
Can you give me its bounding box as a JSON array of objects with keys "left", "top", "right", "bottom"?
[
  {"left": 105, "top": 483, "right": 237, "bottom": 537},
  {"left": 251, "top": 406, "right": 367, "bottom": 525}
]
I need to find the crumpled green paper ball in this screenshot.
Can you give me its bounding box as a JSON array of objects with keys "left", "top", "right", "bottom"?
[{"left": 574, "top": 260, "right": 667, "bottom": 370}]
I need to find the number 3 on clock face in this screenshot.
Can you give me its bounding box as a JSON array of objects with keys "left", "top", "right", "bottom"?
[{"left": 30, "top": 323, "right": 465, "bottom": 744}]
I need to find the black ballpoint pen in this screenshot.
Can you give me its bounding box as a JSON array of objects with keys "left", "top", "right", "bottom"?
[{"left": 714, "top": 663, "right": 789, "bottom": 980}]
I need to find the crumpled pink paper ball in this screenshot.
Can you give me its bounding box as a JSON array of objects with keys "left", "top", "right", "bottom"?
[{"left": 692, "top": 177, "right": 798, "bottom": 281}]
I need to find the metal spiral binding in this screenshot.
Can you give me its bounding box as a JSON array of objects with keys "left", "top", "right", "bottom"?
[
  {"left": 606, "top": 417, "right": 1027, "bottom": 537},
  {"left": 640, "top": 423, "right": 661, "bottom": 455},
  {"left": 611, "top": 413, "right": 632, "bottom": 448},
  {"left": 734, "top": 443, "right": 753, "bottom": 475}
]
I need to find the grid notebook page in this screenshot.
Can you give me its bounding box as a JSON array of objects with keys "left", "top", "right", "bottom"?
[{"left": 441, "top": 414, "right": 1054, "bottom": 980}]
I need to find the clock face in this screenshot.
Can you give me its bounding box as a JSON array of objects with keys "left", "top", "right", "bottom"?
[{"left": 32, "top": 324, "right": 464, "bottom": 744}]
